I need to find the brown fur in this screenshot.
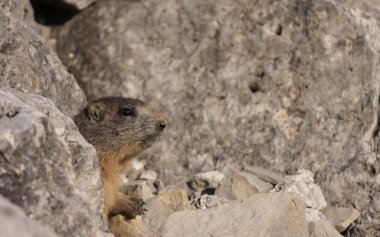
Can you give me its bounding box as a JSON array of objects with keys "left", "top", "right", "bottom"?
[{"left": 74, "top": 97, "right": 167, "bottom": 236}]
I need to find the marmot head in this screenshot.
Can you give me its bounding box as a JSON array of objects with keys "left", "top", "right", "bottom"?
[{"left": 74, "top": 97, "right": 167, "bottom": 160}]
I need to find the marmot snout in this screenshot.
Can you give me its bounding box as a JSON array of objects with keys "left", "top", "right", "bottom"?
[{"left": 74, "top": 97, "right": 167, "bottom": 160}]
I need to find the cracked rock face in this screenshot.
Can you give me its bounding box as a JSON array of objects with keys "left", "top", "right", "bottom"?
[
  {"left": 162, "top": 192, "right": 308, "bottom": 237},
  {"left": 0, "top": 0, "right": 87, "bottom": 116},
  {"left": 55, "top": 0, "right": 379, "bottom": 235},
  {"left": 272, "top": 170, "right": 327, "bottom": 210},
  {"left": 0, "top": 195, "right": 59, "bottom": 237},
  {"left": 0, "top": 0, "right": 36, "bottom": 28},
  {"left": 0, "top": 88, "right": 102, "bottom": 236}
]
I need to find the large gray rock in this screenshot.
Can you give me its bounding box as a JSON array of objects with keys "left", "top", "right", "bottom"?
[
  {"left": 161, "top": 192, "right": 308, "bottom": 237},
  {"left": 0, "top": 0, "right": 87, "bottom": 116},
  {"left": 55, "top": 0, "right": 380, "bottom": 235},
  {"left": 322, "top": 206, "right": 361, "bottom": 233},
  {"left": 271, "top": 170, "right": 327, "bottom": 210},
  {"left": 0, "top": 88, "right": 103, "bottom": 236},
  {"left": 0, "top": 195, "right": 58, "bottom": 237},
  {"left": 0, "top": 0, "right": 36, "bottom": 27},
  {"left": 108, "top": 190, "right": 308, "bottom": 237},
  {"left": 189, "top": 171, "right": 225, "bottom": 191},
  {"left": 308, "top": 220, "right": 343, "bottom": 237},
  {"left": 238, "top": 171, "right": 274, "bottom": 193},
  {"left": 243, "top": 166, "right": 283, "bottom": 185}
]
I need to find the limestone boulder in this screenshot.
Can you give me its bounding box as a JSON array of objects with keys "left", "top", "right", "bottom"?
[
  {"left": 308, "top": 220, "right": 343, "bottom": 237},
  {"left": 0, "top": 88, "right": 103, "bottom": 236},
  {"left": 189, "top": 171, "right": 225, "bottom": 191},
  {"left": 0, "top": 0, "right": 87, "bottom": 116},
  {"left": 272, "top": 169, "right": 327, "bottom": 210},
  {"left": 0, "top": 195, "right": 58, "bottom": 237},
  {"left": 162, "top": 192, "right": 308, "bottom": 237},
  {"left": 54, "top": 0, "right": 380, "bottom": 235},
  {"left": 322, "top": 206, "right": 361, "bottom": 233},
  {"left": 116, "top": 190, "right": 308, "bottom": 237},
  {"left": 0, "top": 0, "right": 36, "bottom": 28}
]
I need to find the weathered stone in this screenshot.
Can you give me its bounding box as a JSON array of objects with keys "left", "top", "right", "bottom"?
[
  {"left": 215, "top": 173, "right": 260, "bottom": 201},
  {"left": 0, "top": 0, "right": 37, "bottom": 30},
  {"left": 142, "top": 189, "right": 192, "bottom": 236},
  {"left": 0, "top": 88, "right": 102, "bottom": 236},
  {"left": 308, "top": 220, "right": 343, "bottom": 237},
  {"left": 239, "top": 171, "right": 273, "bottom": 193},
  {"left": 0, "top": 195, "right": 58, "bottom": 237},
  {"left": 232, "top": 174, "right": 259, "bottom": 201},
  {"left": 215, "top": 173, "right": 234, "bottom": 200},
  {"left": 162, "top": 192, "right": 308, "bottom": 237},
  {"left": 154, "top": 179, "right": 166, "bottom": 194},
  {"left": 139, "top": 170, "right": 158, "bottom": 181},
  {"left": 54, "top": 0, "right": 380, "bottom": 234},
  {"left": 322, "top": 206, "right": 361, "bottom": 233},
  {"left": 243, "top": 166, "right": 283, "bottom": 185},
  {"left": 122, "top": 180, "right": 156, "bottom": 200},
  {"left": 0, "top": 1, "right": 87, "bottom": 116},
  {"left": 272, "top": 170, "right": 327, "bottom": 210},
  {"left": 192, "top": 194, "right": 229, "bottom": 209},
  {"left": 189, "top": 171, "right": 225, "bottom": 191},
  {"left": 306, "top": 208, "right": 327, "bottom": 222},
  {"left": 339, "top": 0, "right": 380, "bottom": 21}
]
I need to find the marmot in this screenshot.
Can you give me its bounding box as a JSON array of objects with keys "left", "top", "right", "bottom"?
[{"left": 74, "top": 97, "right": 167, "bottom": 235}]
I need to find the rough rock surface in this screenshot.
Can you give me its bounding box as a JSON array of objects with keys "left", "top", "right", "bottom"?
[
  {"left": 0, "top": 88, "right": 103, "bottom": 236},
  {"left": 54, "top": 0, "right": 380, "bottom": 235},
  {"left": 161, "top": 192, "right": 308, "bottom": 237},
  {"left": 122, "top": 180, "right": 156, "bottom": 200},
  {"left": 139, "top": 170, "right": 158, "bottom": 181},
  {"left": 238, "top": 171, "right": 273, "bottom": 193},
  {"left": 142, "top": 189, "right": 192, "bottom": 236},
  {"left": 244, "top": 166, "right": 283, "bottom": 185},
  {"left": 308, "top": 220, "right": 343, "bottom": 237},
  {"left": 0, "top": 0, "right": 87, "bottom": 116},
  {"left": 0, "top": 0, "right": 36, "bottom": 29},
  {"left": 272, "top": 169, "right": 327, "bottom": 210},
  {"left": 214, "top": 173, "right": 262, "bottom": 201},
  {"left": 189, "top": 171, "right": 225, "bottom": 191},
  {"left": 305, "top": 208, "right": 327, "bottom": 222},
  {"left": 322, "top": 206, "right": 361, "bottom": 233},
  {"left": 230, "top": 174, "right": 259, "bottom": 201},
  {"left": 0, "top": 195, "right": 58, "bottom": 237}
]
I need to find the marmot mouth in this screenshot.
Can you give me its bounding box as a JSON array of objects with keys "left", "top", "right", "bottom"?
[{"left": 143, "top": 134, "right": 161, "bottom": 143}]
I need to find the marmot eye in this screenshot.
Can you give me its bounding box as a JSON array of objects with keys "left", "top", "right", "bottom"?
[{"left": 119, "top": 108, "right": 135, "bottom": 116}]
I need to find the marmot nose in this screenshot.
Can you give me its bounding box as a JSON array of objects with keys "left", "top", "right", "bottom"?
[
  {"left": 157, "top": 113, "right": 167, "bottom": 131},
  {"left": 159, "top": 122, "right": 167, "bottom": 131}
]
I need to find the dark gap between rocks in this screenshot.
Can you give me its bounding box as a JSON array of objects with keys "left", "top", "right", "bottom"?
[
  {"left": 249, "top": 82, "right": 261, "bottom": 94},
  {"left": 30, "top": 0, "right": 79, "bottom": 26}
]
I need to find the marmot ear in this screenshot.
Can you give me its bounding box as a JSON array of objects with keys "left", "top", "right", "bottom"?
[{"left": 86, "top": 103, "right": 105, "bottom": 122}]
